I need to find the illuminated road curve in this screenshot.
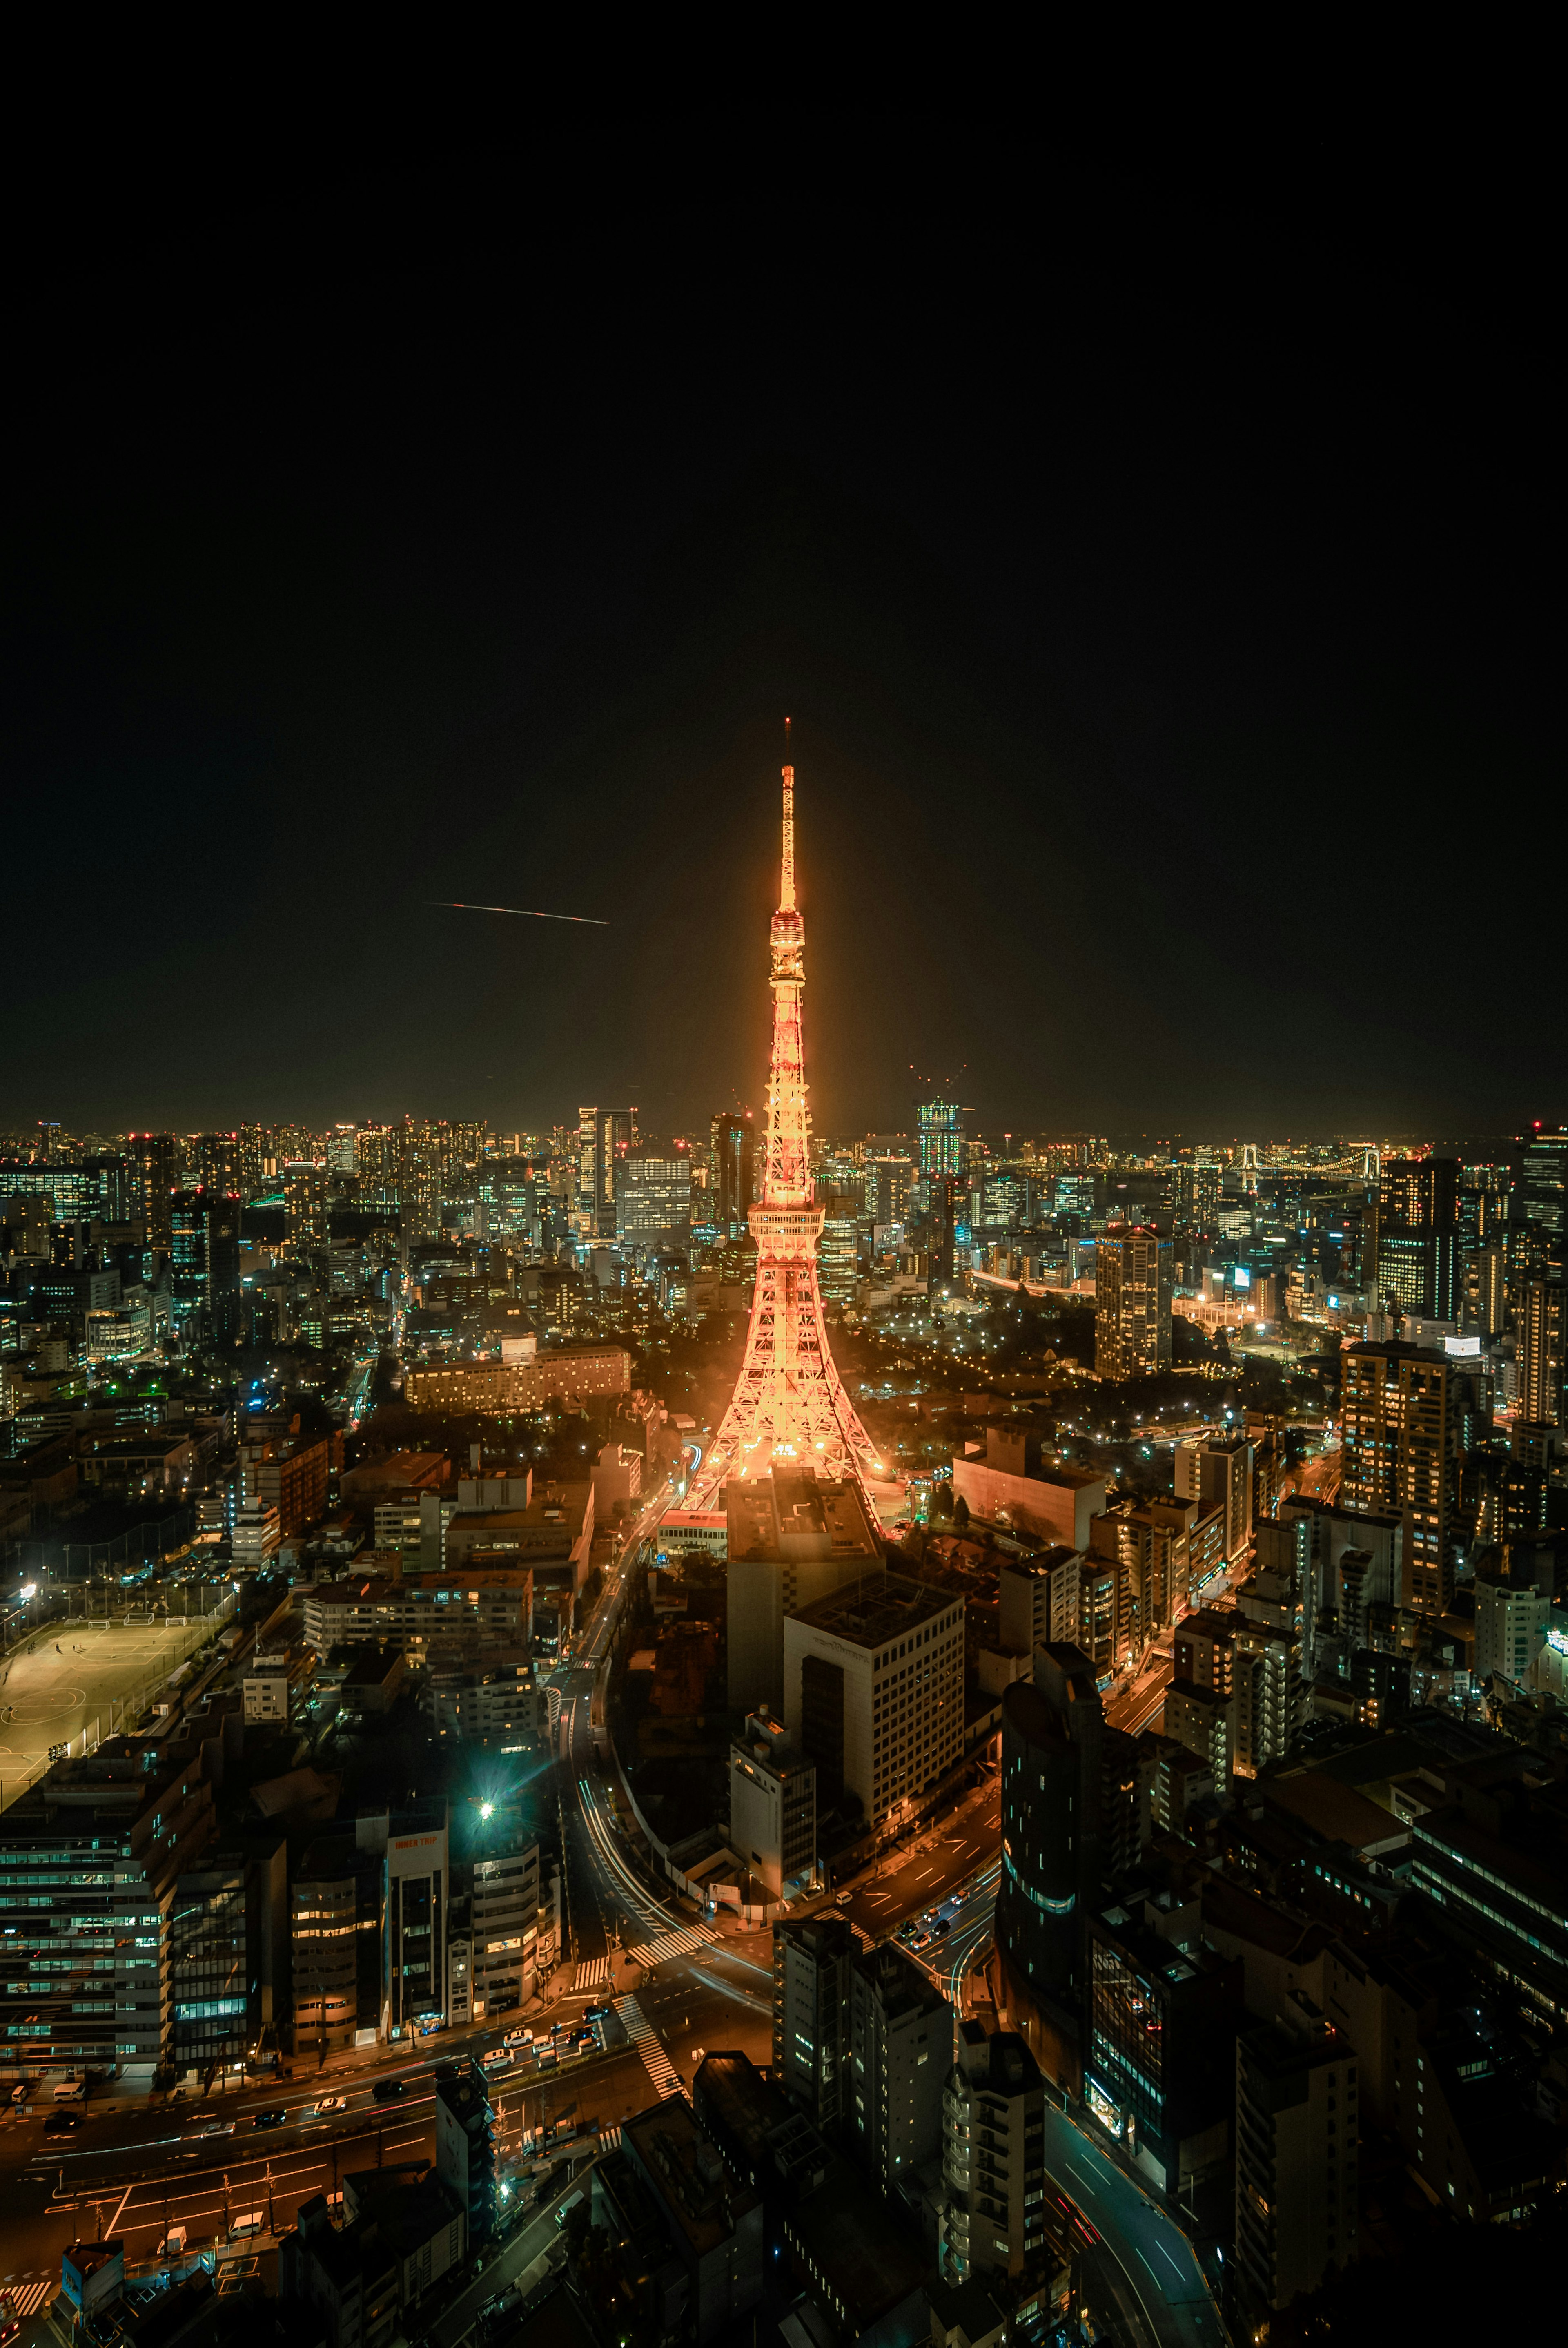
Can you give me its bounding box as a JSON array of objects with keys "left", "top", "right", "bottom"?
[{"left": 1040, "top": 2105, "right": 1229, "bottom": 2348}]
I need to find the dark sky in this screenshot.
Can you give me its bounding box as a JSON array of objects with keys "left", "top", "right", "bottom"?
[{"left": 4, "top": 162, "right": 1557, "bottom": 1145}]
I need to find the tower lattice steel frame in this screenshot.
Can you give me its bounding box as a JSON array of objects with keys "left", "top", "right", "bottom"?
[{"left": 684, "top": 747, "right": 883, "bottom": 1510}]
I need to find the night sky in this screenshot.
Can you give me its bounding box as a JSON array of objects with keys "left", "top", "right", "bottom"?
[{"left": 4, "top": 165, "right": 1557, "bottom": 1144}]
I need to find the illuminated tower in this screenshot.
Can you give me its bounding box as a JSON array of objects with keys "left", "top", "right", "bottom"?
[{"left": 684, "top": 745, "right": 882, "bottom": 1509}]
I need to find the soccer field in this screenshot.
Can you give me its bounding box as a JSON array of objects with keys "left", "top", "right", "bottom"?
[{"left": 0, "top": 1613, "right": 228, "bottom": 1808}]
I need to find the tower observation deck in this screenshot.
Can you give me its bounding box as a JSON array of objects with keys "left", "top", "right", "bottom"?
[{"left": 681, "top": 745, "right": 883, "bottom": 1512}]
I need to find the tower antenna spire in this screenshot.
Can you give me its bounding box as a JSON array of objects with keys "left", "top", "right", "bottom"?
[{"left": 780, "top": 716, "right": 795, "bottom": 912}]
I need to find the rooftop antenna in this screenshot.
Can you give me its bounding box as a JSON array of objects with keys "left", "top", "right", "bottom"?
[{"left": 780, "top": 716, "right": 795, "bottom": 912}]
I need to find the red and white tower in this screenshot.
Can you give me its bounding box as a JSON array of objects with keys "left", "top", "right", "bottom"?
[{"left": 683, "top": 743, "right": 883, "bottom": 1511}]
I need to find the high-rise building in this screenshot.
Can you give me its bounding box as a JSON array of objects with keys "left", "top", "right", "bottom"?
[
  {"left": 1515, "top": 1122, "right": 1567, "bottom": 1275},
  {"left": 1473, "top": 1572, "right": 1552, "bottom": 1687},
  {"left": 711, "top": 1110, "right": 756, "bottom": 1239},
  {"left": 615, "top": 1155, "right": 693, "bottom": 1248},
  {"left": 1339, "top": 1340, "right": 1462, "bottom": 1617},
  {"left": 996, "top": 1645, "right": 1103, "bottom": 2093},
  {"left": 1234, "top": 1993, "right": 1359, "bottom": 2318},
  {"left": 1175, "top": 1434, "right": 1254, "bottom": 1563},
  {"left": 283, "top": 1160, "right": 328, "bottom": 1254},
  {"left": 1172, "top": 1158, "right": 1222, "bottom": 1234},
  {"left": 818, "top": 1212, "right": 860, "bottom": 1311},
  {"left": 849, "top": 1941, "right": 951, "bottom": 2195},
  {"left": 1517, "top": 1274, "right": 1565, "bottom": 1429},
  {"left": 728, "top": 1708, "right": 816, "bottom": 1899},
  {"left": 917, "top": 1099, "right": 968, "bottom": 1189},
  {"left": 169, "top": 1187, "right": 242, "bottom": 1345},
  {"left": 774, "top": 1912, "right": 855, "bottom": 2129},
  {"left": 938, "top": 2023, "right": 1049, "bottom": 2285},
  {"left": 783, "top": 1572, "right": 965, "bottom": 1837},
  {"left": 866, "top": 1154, "right": 913, "bottom": 1230},
  {"left": 1094, "top": 1224, "right": 1172, "bottom": 1380},
  {"left": 682, "top": 754, "right": 883, "bottom": 1510},
  {"left": 436, "top": 2060, "right": 497, "bottom": 2244},
  {"left": 129, "top": 1131, "right": 178, "bottom": 1248},
  {"left": 576, "top": 1106, "right": 635, "bottom": 1238},
  {"left": 1374, "top": 1155, "right": 1460, "bottom": 1322}
]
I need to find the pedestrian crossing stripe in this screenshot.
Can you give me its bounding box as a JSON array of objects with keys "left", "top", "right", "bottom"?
[
  {"left": 614, "top": 1995, "right": 681, "bottom": 2099},
  {"left": 574, "top": 1956, "right": 611, "bottom": 1989},
  {"left": 5, "top": 2280, "right": 56, "bottom": 2319},
  {"left": 624, "top": 1920, "right": 719, "bottom": 1967}
]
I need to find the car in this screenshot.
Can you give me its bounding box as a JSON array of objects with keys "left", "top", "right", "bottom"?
[
  {"left": 481, "top": 2050, "right": 513, "bottom": 2072},
  {"left": 8, "top": 2085, "right": 27, "bottom": 2106},
  {"left": 309, "top": 2096, "right": 347, "bottom": 2115},
  {"left": 503, "top": 2027, "right": 533, "bottom": 2046},
  {"left": 252, "top": 2108, "right": 287, "bottom": 2129},
  {"left": 44, "top": 2112, "right": 82, "bottom": 2134},
  {"left": 193, "top": 2119, "right": 235, "bottom": 2136},
  {"left": 583, "top": 2005, "right": 611, "bottom": 2022},
  {"left": 372, "top": 2076, "right": 405, "bottom": 2102}
]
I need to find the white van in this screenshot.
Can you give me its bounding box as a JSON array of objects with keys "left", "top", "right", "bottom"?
[
  {"left": 52, "top": 2078, "right": 87, "bottom": 2102},
  {"left": 227, "top": 2212, "right": 264, "bottom": 2241}
]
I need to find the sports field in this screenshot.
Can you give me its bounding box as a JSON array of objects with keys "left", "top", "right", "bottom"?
[{"left": 0, "top": 1613, "right": 227, "bottom": 1808}]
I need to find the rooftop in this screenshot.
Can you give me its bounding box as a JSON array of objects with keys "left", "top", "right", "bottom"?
[{"left": 787, "top": 1569, "right": 958, "bottom": 1650}]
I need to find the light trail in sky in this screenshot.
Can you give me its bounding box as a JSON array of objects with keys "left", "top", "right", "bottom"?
[{"left": 425, "top": 901, "right": 609, "bottom": 925}]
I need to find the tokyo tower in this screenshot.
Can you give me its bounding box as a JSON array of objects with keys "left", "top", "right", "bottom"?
[{"left": 683, "top": 738, "right": 884, "bottom": 1511}]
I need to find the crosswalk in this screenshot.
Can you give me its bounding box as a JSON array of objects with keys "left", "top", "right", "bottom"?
[
  {"left": 574, "top": 1956, "right": 611, "bottom": 1990},
  {"left": 615, "top": 1996, "right": 681, "bottom": 2100},
  {"left": 624, "top": 1921, "right": 718, "bottom": 1968},
  {"left": 4, "top": 2279, "right": 57, "bottom": 2319},
  {"left": 598, "top": 2124, "right": 622, "bottom": 2151}
]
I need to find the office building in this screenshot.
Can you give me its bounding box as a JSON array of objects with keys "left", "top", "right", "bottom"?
[
  {"left": 168, "top": 1849, "right": 254, "bottom": 2075},
  {"left": 577, "top": 1105, "right": 635, "bottom": 1238},
  {"left": 1085, "top": 1886, "right": 1239, "bottom": 2196},
  {"left": 616, "top": 1153, "right": 693, "bottom": 1247},
  {"left": 1339, "top": 1341, "right": 1462, "bottom": 1617},
  {"left": 1174, "top": 1433, "right": 1253, "bottom": 1564},
  {"left": 169, "top": 1187, "right": 242, "bottom": 1344},
  {"left": 729, "top": 1709, "right": 816, "bottom": 1899},
  {"left": 1514, "top": 1122, "right": 1567, "bottom": 1275},
  {"left": 466, "top": 1833, "right": 542, "bottom": 2019},
  {"left": 711, "top": 1111, "right": 756, "bottom": 1239},
  {"left": 1473, "top": 1574, "right": 1551, "bottom": 1687},
  {"left": 1094, "top": 1224, "right": 1172, "bottom": 1380},
  {"left": 818, "top": 1212, "right": 860, "bottom": 1311},
  {"left": 291, "top": 1833, "right": 385, "bottom": 2054},
  {"left": 435, "top": 2060, "right": 497, "bottom": 2244},
  {"left": 996, "top": 1645, "right": 1103, "bottom": 2093},
  {"left": 0, "top": 1740, "right": 217, "bottom": 2080},
  {"left": 1374, "top": 1155, "right": 1460, "bottom": 1322},
  {"left": 725, "top": 1467, "right": 881, "bottom": 1715},
  {"left": 1234, "top": 1993, "right": 1358, "bottom": 2317},
  {"left": 849, "top": 1941, "right": 951, "bottom": 2194},
  {"left": 619, "top": 2094, "right": 765, "bottom": 2347},
  {"left": 918, "top": 1098, "right": 968, "bottom": 1188},
  {"left": 784, "top": 1572, "right": 964, "bottom": 1834},
  {"left": 233, "top": 1501, "right": 281, "bottom": 1572},
  {"left": 774, "top": 1913, "right": 855, "bottom": 2129},
  {"left": 940, "top": 2022, "right": 1049, "bottom": 2282},
  {"left": 1517, "top": 1274, "right": 1564, "bottom": 1429},
  {"left": 357, "top": 1804, "right": 448, "bottom": 2037},
  {"left": 129, "top": 1131, "right": 178, "bottom": 1247}
]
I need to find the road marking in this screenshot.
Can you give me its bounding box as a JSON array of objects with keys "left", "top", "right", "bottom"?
[{"left": 614, "top": 1997, "right": 680, "bottom": 2098}]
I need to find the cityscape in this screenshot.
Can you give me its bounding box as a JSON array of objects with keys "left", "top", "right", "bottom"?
[
  {"left": 1, "top": 156, "right": 1559, "bottom": 2348},
  {"left": 1, "top": 751, "right": 1563, "bottom": 2348}
]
